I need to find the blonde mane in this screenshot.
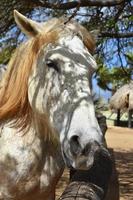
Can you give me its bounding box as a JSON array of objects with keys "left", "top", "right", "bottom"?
[
  {"left": 0, "top": 32, "right": 58, "bottom": 130},
  {"left": 0, "top": 18, "right": 95, "bottom": 132}
]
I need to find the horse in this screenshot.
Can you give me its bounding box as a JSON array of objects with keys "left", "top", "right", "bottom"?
[
  {"left": 0, "top": 10, "right": 109, "bottom": 200},
  {"left": 0, "top": 66, "right": 6, "bottom": 81}
]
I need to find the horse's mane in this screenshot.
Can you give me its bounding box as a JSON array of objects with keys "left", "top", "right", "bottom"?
[
  {"left": 0, "top": 32, "right": 58, "bottom": 131},
  {"left": 0, "top": 18, "right": 95, "bottom": 132}
]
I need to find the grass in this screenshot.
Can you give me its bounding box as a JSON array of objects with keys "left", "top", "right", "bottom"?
[{"left": 102, "top": 110, "right": 130, "bottom": 126}]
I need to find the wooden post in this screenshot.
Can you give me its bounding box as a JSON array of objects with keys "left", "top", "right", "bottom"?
[
  {"left": 58, "top": 181, "right": 104, "bottom": 200},
  {"left": 58, "top": 151, "right": 112, "bottom": 200},
  {"left": 128, "top": 109, "right": 132, "bottom": 128},
  {"left": 116, "top": 109, "right": 120, "bottom": 126}
]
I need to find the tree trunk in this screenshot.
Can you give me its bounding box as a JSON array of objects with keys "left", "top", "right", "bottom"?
[
  {"left": 116, "top": 109, "right": 121, "bottom": 126},
  {"left": 128, "top": 109, "right": 132, "bottom": 128}
]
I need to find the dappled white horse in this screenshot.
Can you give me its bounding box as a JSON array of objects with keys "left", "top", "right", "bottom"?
[
  {"left": 0, "top": 66, "right": 6, "bottom": 81},
  {"left": 0, "top": 11, "right": 108, "bottom": 200}
]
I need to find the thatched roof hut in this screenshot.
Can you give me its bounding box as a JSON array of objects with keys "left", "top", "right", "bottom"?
[{"left": 110, "top": 82, "right": 133, "bottom": 110}]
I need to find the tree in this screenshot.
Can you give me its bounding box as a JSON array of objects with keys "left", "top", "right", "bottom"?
[
  {"left": 0, "top": 0, "right": 132, "bottom": 89},
  {"left": 95, "top": 54, "right": 132, "bottom": 93}
]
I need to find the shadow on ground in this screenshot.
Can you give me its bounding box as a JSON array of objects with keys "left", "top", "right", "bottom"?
[{"left": 114, "top": 150, "right": 133, "bottom": 200}]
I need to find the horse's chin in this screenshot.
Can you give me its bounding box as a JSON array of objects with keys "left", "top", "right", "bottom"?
[
  {"left": 62, "top": 150, "right": 95, "bottom": 171},
  {"left": 62, "top": 145, "right": 110, "bottom": 171},
  {"left": 72, "top": 155, "right": 95, "bottom": 170}
]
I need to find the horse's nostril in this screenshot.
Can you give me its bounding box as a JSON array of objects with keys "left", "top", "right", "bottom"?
[
  {"left": 81, "top": 143, "right": 91, "bottom": 155},
  {"left": 82, "top": 140, "right": 100, "bottom": 156},
  {"left": 70, "top": 135, "right": 82, "bottom": 156}
]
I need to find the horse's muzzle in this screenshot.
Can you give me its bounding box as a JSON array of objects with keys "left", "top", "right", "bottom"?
[{"left": 63, "top": 137, "right": 110, "bottom": 170}]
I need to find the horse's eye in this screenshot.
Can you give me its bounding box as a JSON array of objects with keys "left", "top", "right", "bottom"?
[{"left": 46, "top": 59, "right": 60, "bottom": 73}]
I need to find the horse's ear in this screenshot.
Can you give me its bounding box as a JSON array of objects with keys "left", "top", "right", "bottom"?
[{"left": 14, "top": 10, "right": 42, "bottom": 37}]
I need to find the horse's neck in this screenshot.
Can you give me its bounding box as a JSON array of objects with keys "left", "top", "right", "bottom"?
[
  {"left": 33, "top": 114, "right": 60, "bottom": 150},
  {"left": 32, "top": 115, "right": 64, "bottom": 172},
  {"left": 0, "top": 121, "right": 37, "bottom": 145},
  {"left": 0, "top": 120, "right": 64, "bottom": 200},
  {"left": 0, "top": 115, "right": 60, "bottom": 163},
  {"left": 0, "top": 117, "right": 59, "bottom": 148}
]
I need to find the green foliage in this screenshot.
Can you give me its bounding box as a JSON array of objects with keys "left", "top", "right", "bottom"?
[
  {"left": 94, "top": 94, "right": 108, "bottom": 113},
  {"left": 95, "top": 55, "right": 132, "bottom": 91},
  {"left": 0, "top": 46, "right": 14, "bottom": 65},
  {"left": 125, "top": 52, "right": 133, "bottom": 65},
  {"left": 0, "top": 0, "right": 132, "bottom": 93},
  {"left": 96, "top": 65, "right": 111, "bottom": 91}
]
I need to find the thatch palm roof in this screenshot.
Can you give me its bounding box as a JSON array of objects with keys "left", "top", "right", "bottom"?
[{"left": 110, "top": 82, "right": 133, "bottom": 110}]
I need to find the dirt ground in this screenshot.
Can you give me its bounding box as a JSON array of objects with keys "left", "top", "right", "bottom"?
[
  {"left": 56, "top": 126, "right": 133, "bottom": 200},
  {"left": 106, "top": 126, "right": 133, "bottom": 200}
]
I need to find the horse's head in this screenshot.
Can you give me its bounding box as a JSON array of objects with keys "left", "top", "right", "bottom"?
[{"left": 14, "top": 11, "right": 108, "bottom": 170}]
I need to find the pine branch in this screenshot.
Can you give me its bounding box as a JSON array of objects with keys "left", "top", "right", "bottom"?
[
  {"left": 101, "top": 32, "right": 133, "bottom": 38},
  {"left": 24, "top": 0, "right": 126, "bottom": 10}
]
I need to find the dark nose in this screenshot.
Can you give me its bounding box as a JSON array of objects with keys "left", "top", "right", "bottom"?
[
  {"left": 82, "top": 140, "right": 100, "bottom": 156},
  {"left": 70, "top": 136, "right": 100, "bottom": 157},
  {"left": 70, "top": 135, "right": 82, "bottom": 156}
]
